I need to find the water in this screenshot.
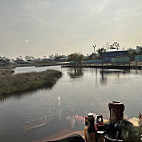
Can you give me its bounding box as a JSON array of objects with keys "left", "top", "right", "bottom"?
[{"left": 0, "top": 66, "right": 142, "bottom": 142}]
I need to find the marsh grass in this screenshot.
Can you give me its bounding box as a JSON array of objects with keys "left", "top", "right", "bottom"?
[
  {"left": 0, "top": 70, "right": 62, "bottom": 95},
  {"left": 0, "top": 69, "right": 14, "bottom": 75}
]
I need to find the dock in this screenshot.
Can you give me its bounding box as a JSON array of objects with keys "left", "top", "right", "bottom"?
[{"left": 61, "top": 64, "right": 142, "bottom": 70}]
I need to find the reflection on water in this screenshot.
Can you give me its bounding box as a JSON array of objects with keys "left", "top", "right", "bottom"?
[
  {"left": 100, "top": 69, "right": 130, "bottom": 76},
  {"left": 68, "top": 68, "right": 83, "bottom": 79},
  {"left": 100, "top": 71, "right": 107, "bottom": 85},
  {"left": 99, "top": 69, "right": 130, "bottom": 85},
  {"left": 0, "top": 82, "right": 55, "bottom": 102},
  {"left": 0, "top": 66, "right": 142, "bottom": 142}
]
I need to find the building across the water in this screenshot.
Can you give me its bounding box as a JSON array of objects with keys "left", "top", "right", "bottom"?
[{"left": 102, "top": 49, "right": 128, "bottom": 63}]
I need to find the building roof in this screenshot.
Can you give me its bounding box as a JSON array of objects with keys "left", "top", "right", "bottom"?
[{"left": 106, "top": 49, "right": 127, "bottom": 53}]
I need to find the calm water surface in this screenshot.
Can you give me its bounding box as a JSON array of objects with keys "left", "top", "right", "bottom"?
[{"left": 0, "top": 66, "right": 142, "bottom": 142}]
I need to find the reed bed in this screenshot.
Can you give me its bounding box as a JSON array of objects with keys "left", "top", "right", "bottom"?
[
  {"left": 0, "top": 69, "right": 14, "bottom": 75},
  {"left": 0, "top": 70, "right": 62, "bottom": 95}
]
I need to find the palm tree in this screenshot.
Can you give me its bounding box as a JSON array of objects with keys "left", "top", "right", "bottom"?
[{"left": 97, "top": 48, "right": 106, "bottom": 59}]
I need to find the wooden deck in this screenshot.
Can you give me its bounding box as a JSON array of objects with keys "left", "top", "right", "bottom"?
[{"left": 62, "top": 64, "right": 142, "bottom": 70}]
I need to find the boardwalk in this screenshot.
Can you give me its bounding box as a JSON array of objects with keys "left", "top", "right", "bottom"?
[{"left": 62, "top": 64, "right": 142, "bottom": 70}]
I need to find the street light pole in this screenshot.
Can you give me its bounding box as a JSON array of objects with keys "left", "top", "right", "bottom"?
[{"left": 93, "top": 45, "right": 96, "bottom": 53}]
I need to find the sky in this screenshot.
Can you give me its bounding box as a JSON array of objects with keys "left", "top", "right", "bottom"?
[{"left": 0, "top": 0, "right": 142, "bottom": 58}]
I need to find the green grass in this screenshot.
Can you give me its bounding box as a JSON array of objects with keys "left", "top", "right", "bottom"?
[{"left": 0, "top": 70, "right": 62, "bottom": 95}]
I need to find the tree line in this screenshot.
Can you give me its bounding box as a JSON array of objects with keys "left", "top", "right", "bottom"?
[{"left": 0, "top": 42, "right": 142, "bottom": 66}]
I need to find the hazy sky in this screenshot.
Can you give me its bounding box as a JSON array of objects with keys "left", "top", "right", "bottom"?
[{"left": 0, "top": 0, "right": 142, "bottom": 58}]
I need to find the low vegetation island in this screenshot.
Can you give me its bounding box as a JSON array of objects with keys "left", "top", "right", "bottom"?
[
  {"left": 0, "top": 69, "right": 14, "bottom": 75},
  {"left": 0, "top": 70, "right": 62, "bottom": 95}
]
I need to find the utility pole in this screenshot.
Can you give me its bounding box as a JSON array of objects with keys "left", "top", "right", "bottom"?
[{"left": 93, "top": 45, "right": 96, "bottom": 53}]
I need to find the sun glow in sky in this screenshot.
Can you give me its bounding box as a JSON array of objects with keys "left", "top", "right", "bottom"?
[{"left": 0, "top": 0, "right": 142, "bottom": 58}]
